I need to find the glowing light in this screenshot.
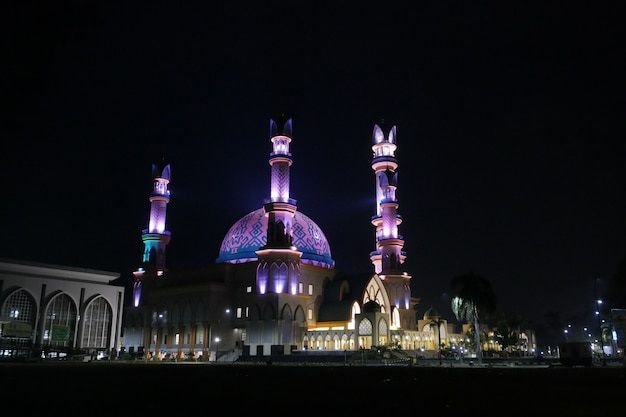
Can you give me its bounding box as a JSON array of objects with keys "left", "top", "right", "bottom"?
[
  {"left": 133, "top": 281, "right": 142, "bottom": 307},
  {"left": 373, "top": 125, "right": 384, "bottom": 143}
]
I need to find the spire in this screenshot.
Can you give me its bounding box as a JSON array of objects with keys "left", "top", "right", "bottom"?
[
  {"left": 369, "top": 121, "right": 411, "bottom": 311},
  {"left": 263, "top": 114, "right": 297, "bottom": 246},
  {"left": 369, "top": 121, "right": 404, "bottom": 274},
  {"left": 132, "top": 159, "right": 172, "bottom": 307},
  {"left": 256, "top": 115, "right": 302, "bottom": 295}
]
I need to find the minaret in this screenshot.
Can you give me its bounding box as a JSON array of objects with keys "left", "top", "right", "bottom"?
[
  {"left": 369, "top": 121, "right": 412, "bottom": 312},
  {"left": 255, "top": 115, "right": 302, "bottom": 295},
  {"left": 132, "top": 159, "right": 172, "bottom": 307}
]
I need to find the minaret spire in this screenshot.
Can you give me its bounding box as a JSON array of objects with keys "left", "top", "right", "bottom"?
[
  {"left": 132, "top": 159, "right": 172, "bottom": 307},
  {"left": 255, "top": 115, "right": 302, "bottom": 295},
  {"left": 265, "top": 114, "right": 296, "bottom": 247},
  {"left": 369, "top": 121, "right": 412, "bottom": 311}
]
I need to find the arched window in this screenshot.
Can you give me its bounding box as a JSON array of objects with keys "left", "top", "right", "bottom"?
[
  {"left": 43, "top": 294, "right": 77, "bottom": 350},
  {"left": 359, "top": 318, "right": 373, "bottom": 335},
  {"left": 81, "top": 297, "right": 113, "bottom": 349},
  {"left": 1, "top": 289, "right": 36, "bottom": 344}
]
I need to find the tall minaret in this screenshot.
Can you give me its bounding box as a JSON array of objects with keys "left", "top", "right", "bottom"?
[
  {"left": 255, "top": 115, "right": 302, "bottom": 295},
  {"left": 132, "top": 159, "right": 171, "bottom": 307},
  {"left": 369, "top": 122, "right": 412, "bottom": 312}
]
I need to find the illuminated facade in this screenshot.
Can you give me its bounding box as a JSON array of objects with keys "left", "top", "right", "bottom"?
[
  {"left": 0, "top": 259, "right": 125, "bottom": 359},
  {"left": 122, "top": 116, "right": 461, "bottom": 361}
]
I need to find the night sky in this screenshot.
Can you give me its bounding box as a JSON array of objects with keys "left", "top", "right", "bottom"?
[{"left": 4, "top": 2, "right": 626, "bottom": 330}]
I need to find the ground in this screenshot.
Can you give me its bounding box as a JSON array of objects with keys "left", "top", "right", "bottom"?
[{"left": 2, "top": 361, "right": 625, "bottom": 415}]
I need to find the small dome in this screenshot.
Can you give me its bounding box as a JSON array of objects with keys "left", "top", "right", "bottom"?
[
  {"left": 363, "top": 300, "right": 381, "bottom": 313},
  {"left": 216, "top": 208, "right": 334, "bottom": 268}
]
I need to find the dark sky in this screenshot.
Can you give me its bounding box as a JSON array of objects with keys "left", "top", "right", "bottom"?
[{"left": 3, "top": 2, "right": 626, "bottom": 327}]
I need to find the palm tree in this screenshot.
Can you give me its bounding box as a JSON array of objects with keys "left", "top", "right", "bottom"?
[{"left": 450, "top": 272, "right": 497, "bottom": 364}]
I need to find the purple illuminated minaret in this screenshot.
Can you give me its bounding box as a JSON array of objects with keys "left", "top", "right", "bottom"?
[
  {"left": 369, "top": 122, "right": 412, "bottom": 311},
  {"left": 132, "top": 160, "right": 172, "bottom": 307},
  {"left": 255, "top": 115, "right": 302, "bottom": 295}
]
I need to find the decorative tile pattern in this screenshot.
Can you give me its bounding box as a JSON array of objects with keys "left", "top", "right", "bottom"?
[{"left": 217, "top": 208, "right": 334, "bottom": 268}]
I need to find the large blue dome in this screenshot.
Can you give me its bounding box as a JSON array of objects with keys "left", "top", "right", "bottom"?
[
  {"left": 216, "top": 208, "right": 335, "bottom": 268},
  {"left": 216, "top": 208, "right": 334, "bottom": 269}
]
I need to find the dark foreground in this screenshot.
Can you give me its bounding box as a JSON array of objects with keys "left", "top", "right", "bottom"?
[{"left": 2, "top": 362, "right": 625, "bottom": 416}]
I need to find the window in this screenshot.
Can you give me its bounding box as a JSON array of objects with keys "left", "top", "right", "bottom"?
[
  {"left": 298, "top": 282, "right": 303, "bottom": 294},
  {"left": 308, "top": 284, "right": 313, "bottom": 295},
  {"left": 236, "top": 307, "right": 242, "bottom": 318},
  {"left": 46, "top": 294, "right": 77, "bottom": 349},
  {"left": 82, "top": 297, "right": 113, "bottom": 348},
  {"left": 308, "top": 308, "right": 313, "bottom": 320}
]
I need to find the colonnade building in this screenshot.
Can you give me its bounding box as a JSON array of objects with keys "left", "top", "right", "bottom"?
[{"left": 0, "top": 259, "right": 124, "bottom": 359}]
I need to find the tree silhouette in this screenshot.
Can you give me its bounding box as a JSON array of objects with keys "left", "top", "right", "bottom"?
[{"left": 450, "top": 272, "right": 497, "bottom": 364}]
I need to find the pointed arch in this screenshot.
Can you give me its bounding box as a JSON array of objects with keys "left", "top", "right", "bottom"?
[
  {"left": 1, "top": 288, "right": 37, "bottom": 339},
  {"left": 294, "top": 305, "right": 306, "bottom": 322},
  {"left": 280, "top": 304, "right": 293, "bottom": 345},
  {"left": 280, "top": 304, "right": 293, "bottom": 320},
  {"left": 359, "top": 317, "right": 373, "bottom": 335},
  {"left": 270, "top": 262, "right": 288, "bottom": 293},
  {"left": 257, "top": 262, "right": 268, "bottom": 294},
  {"left": 339, "top": 280, "right": 350, "bottom": 301},
  {"left": 347, "top": 300, "right": 360, "bottom": 330},
  {"left": 81, "top": 296, "right": 113, "bottom": 349},
  {"left": 288, "top": 263, "right": 299, "bottom": 295},
  {"left": 390, "top": 306, "right": 401, "bottom": 329},
  {"left": 43, "top": 293, "right": 77, "bottom": 350},
  {"left": 362, "top": 274, "right": 391, "bottom": 315}
]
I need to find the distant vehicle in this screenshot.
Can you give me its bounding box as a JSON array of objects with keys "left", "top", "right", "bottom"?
[{"left": 559, "top": 342, "right": 593, "bottom": 367}]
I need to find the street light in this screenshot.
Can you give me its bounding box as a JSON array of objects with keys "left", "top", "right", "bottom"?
[
  {"left": 595, "top": 278, "right": 606, "bottom": 359},
  {"left": 214, "top": 308, "right": 231, "bottom": 362},
  {"left": 596, "top": 299, "right": 605, "bottom": 356},
  {"left": 214, "top": 337, "right": 221, "bottom": 362}
]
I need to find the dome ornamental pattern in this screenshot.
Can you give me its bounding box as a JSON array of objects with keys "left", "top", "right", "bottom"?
[{"left": 216, "top": 208, "right": 334, "bottom": 268}]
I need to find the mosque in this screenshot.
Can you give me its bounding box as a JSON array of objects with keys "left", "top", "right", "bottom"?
[{"left": 121, "top": 116, "right": 466, "bottom": 361}]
